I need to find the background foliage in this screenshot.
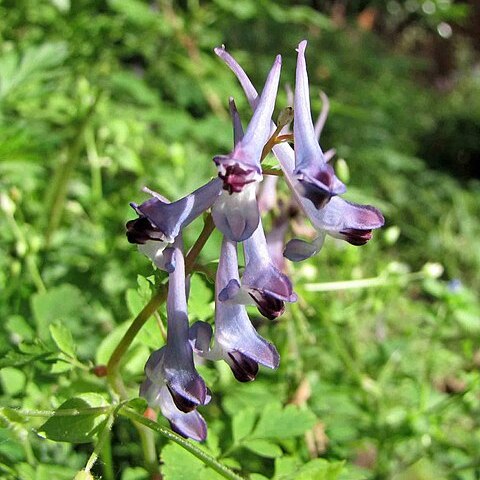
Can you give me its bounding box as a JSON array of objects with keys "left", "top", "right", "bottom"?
[{"left": 1, "top": 1, "right": 479, "bottom": 479}]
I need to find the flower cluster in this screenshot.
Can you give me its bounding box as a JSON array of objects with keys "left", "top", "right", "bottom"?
[{"left": 127, "top": 40, "right": 384, "bottom": 441}]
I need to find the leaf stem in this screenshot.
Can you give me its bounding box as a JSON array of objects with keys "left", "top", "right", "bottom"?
[{"left": 119, "top": 408, "right": 245, "bottom": 480}]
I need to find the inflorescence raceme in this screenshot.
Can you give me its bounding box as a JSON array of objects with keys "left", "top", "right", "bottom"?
[{"left": 126, "top": 40, "right": 384, "bottom": 441}]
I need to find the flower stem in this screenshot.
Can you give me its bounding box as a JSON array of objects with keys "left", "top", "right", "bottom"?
[{"left": 119, "top": 408, "right": 245, "bottom": 480}]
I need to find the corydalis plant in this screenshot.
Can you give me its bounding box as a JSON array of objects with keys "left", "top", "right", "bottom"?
[{"left": 126, "top": 40, "right": 384, "bottom": 441}]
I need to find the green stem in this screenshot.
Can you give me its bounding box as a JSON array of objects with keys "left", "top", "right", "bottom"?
[
  {"left": 304, "top": 270, "right": 430, "bottom": 292},
  {"left": 136, "top": 423, "right": 160, "bottom": 477},
  {"left": 101, "top": 428, "right": 115, "bottom": 480},
  {"left": 85, "top": 413, "right": 115, "bottom": 475},
  {"left": 2, "top": 406, "right": 113, "bottom": 418},
  {"left": 119, "top": 408, "right": 245, "bottom": 480}
]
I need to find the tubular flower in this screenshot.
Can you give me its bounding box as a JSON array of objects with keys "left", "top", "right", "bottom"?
[
  {"left": 140, "top": 379, "right": 207, "bottom": 442},
  {"left": 219, "top": 219, "right": 297, "bottom": 319},
  {"left": 140, "top": 242, "right": 209, "bottom": 413},
  {"left": 189, "top": 237, "right": 279, "bottom": 382},
  {"left": 214, "top": 43, "right": 384, "bottom": 261},
  {"left": 293, "top": 40, "right": 346, "bottom": 208},
  {"left": 127, "top": 179, "right": 222, "bottom": 270},
  {"left": 211, "top": 55, "right": 282, "bottom": 242}
]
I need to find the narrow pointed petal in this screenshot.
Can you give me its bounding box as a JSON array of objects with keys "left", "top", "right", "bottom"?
[
  {"left": 294, "top": 40, "right": 346, "bottom": 207},
  {"left": 211, "top": 183, "right": 260, "bottom": 241},
  {"left": 314, "top": 91, "right": 330, "bottom": 141},
  {"left": 130, "top": 179, "right": 222, "bottom": 244},
  {"left": 229, "top": 97, "right": 244, "bottom": 146},
  {"left": 213, "top": 54, "right": 281, "bottom": 193},
  {"left": 240, "top": 54, "right": 281, "bottom": 158},
  {"left": 294, "top": 40, "right": 322, "bottom": 167},
  {"left": 214, "top": 45, "right": 261, "bottom": 108}
]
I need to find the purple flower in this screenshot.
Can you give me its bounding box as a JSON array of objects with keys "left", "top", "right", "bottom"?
[
  {"left": 293, "top": 40, "right": 345, "bottom": 209},
  {"left": 127, "top": 179, "right": 222, "bottom": 270},
  {"left": 140, "top": 379, "right": 207, "bottom": 441},
  {"left": 214, "top": 44, "right": 384, "bottom": 261},
  {"left": 190, "top": 237, "right": 279, "bottom": 382},
  {"left": 141, "top": 242, "right": 209, "bottom": 413},
  {"left": 219, "top": 219, "right": 297, "bottom": 319},
  {"left": 211, "top": 55, "right": 282, "bottom": 242}
]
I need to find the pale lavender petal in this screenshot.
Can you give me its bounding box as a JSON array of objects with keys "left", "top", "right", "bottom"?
[
  {"left": 229, "top": 97, "right": 244, "bottom": 146},
  {"left": 294, "top": 40, "right": 345, "bottom": 208},
  {"left": 308, "top": 196, "right": 384, "bottom": 245},
  {"left": 211, "top": 183, "right": 259, "bottom": 241},
  {"left": 314, "top": 91, "right": 330, "bottom": 141},
  {"left": 241, "top": 219, "right": 297, "bottom": 318},
  {"left": 213, "top": 53, "right": 281, "bottom": 193},
  {"left": 128, "top": 178, "right": 222, "bottom": 244}
]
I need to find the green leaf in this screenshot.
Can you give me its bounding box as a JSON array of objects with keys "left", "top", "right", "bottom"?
[
  {"left": 161, "top": 443, "right": 225, "bottom": 480},
  {"left": 251, "top": 403, "right": 316, "bottom": 440},
  {"left": 49, "top": 322, "right": 76, "bottom": 357},
  {"left": 245, "top": 439, "right": 283, "bottom": 458},
  {"left": 232, "top": 407, "right": 256, "bottom": 444},
  {"left": 39, "top": 393, "right": 110, "bottom": 443}
]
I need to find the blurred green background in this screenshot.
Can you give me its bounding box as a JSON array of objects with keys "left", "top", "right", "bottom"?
[{"left": 1, "top": 1, "right": 479, "bottom": 479}]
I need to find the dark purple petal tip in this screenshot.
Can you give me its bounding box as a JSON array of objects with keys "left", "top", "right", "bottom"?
[
  {"left": 227, "top": 351, "right": 259, "bottom": 382},
  {"left": 248, "top": 290, "right": 285, "bottom": 320},
  {"left": 167, "top": 375, "right": 208, "bottom": 413},
  {"left": 126, "top": 216, "right": 165, "bottom": 244},
  {"left": 339, "top": 228, "right": 373, "bottom": 246}
]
